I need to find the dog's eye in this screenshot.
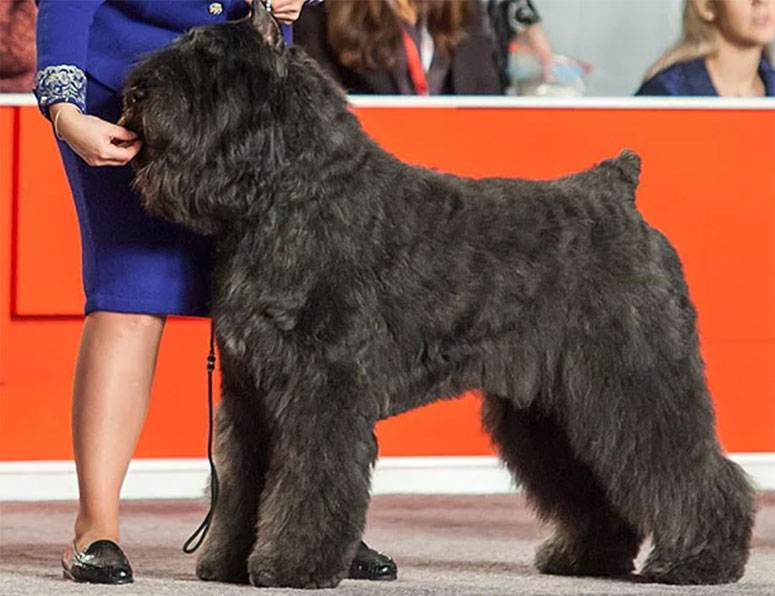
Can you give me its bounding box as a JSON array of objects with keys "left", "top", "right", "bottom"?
[{"left": 126, "top": 88, "right": 147, "bottom": 106}]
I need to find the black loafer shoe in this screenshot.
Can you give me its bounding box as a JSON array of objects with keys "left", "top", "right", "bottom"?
[
  {"left": 62, "top": 539, "right": 133, "bottom": 584},
  {"left": 348, "top": 541, "right": 397, "bottom": 581}
]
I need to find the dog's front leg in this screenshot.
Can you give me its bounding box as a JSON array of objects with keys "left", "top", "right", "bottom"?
[
  {"left": 246, "top": 383, "right": 377, "bottom": 589},
  {"left": 196, "top": 391, "right": 269, "bottom": 584}
]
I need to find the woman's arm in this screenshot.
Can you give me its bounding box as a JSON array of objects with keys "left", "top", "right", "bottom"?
[
  {"left": 39, "top": 1, "right": 317, "bottom": 166},
  {"left": 36, "top": 1, "right": 139, "bottom": 166},
  {"left": 34, "top": 0, "right": 107, "bottom": 117},
  {"left": 518, "top": 23, "right": 554, "bottom": 82}
]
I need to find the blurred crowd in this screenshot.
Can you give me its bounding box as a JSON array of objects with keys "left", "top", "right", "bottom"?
[
  {"left": 293, "top": 0, "right": 553, "bottom": 94},
  {"left": 1, "top": 0, "right": 773, "bottom": 97}
]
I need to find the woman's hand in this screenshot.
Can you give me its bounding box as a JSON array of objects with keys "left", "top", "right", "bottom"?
[
  {"left": 521, "top": 24, "right": 554, "bottom": 82},
  {"left": 268, "top": 0, "right": 305, "bottom": 24},
  {"left": 49, "top": 103, "right": 141, "bottom": 167}
]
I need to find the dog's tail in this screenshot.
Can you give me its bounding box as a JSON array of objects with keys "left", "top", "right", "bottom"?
[{"left": 598, "top": 149, "right": 641, "bottom": 203}]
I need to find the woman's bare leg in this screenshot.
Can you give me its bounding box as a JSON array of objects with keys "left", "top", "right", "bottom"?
[{"left": 71, "top": 311, "right": 166, "bottom": 550}]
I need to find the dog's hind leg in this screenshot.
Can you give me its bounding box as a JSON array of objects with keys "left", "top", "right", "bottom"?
[
  {"left": 617, "top": 374, "right": 752, "bottom": 585},
  {"left": 639, "top": 448, "right": 753, "bottom": 585},
  {"left": 195, "top": 388, "right": 268, "bottom": 584},
  {"left": 482, "top": 395, "right": 643, "bottom": 578},
  {"left": 246, "top": 379, "right": 377, "bottom": 589},
  {"left": 554, "top": 342, "right": 754, "bottom": 585}
]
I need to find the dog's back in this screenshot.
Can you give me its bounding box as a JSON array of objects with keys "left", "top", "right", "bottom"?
[{"left": 374, "top": 149, "right": 659, "bottom": 338}]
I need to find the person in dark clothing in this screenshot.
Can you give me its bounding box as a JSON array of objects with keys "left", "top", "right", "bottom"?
[{"left": 294, "top": 0, "right": 502, "bottom": 94}]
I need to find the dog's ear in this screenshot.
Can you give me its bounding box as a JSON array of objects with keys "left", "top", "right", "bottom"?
[{"left": 251, "top": 0, "right": 285, "bottom": 48}]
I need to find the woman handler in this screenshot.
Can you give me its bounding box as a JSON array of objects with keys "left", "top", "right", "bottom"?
[{"left": 35, "top": 0, "right": 396, "bottom": 584}]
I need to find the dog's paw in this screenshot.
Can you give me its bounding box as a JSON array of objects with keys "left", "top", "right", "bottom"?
[
  {"left": 248, "top": 567, "right": 277, "bottom": 587},
  {"left": 248, "top": 566, "right": 344, "bottom": 589},
  {"left": 535, "top": 536, "right": 635, "bottom": 578},
  {"left": 641, "top": 549, "right": 746, "bottom": 585},
  {"left": 300, "top": 573, "right": 345, "bottom": 589},
  {"left": 535, "top": 537, "right": 582, "bottom": 576},
  {"left": 196, "top": 555, "right": 249, "bottom": 584}
]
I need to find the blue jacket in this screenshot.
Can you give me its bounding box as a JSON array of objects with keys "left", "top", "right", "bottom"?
[
  {"left": 636, "top": 56, "right": 775, "bottom": 96},
  {"left": 34, "top": 1, "right": 303, "bottom": 116}
]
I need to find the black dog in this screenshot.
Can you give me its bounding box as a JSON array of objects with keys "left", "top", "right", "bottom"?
[{"left": 121, "top": 2, "right": 754, "bottom": 589}]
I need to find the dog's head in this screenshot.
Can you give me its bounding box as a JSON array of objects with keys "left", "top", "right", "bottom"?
[{"left": 121, "top": 1, "right": 342, "bottom": 235}]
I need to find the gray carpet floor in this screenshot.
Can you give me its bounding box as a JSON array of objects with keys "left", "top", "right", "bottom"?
[{"left": 1, "top": 494, "right": 773, "bottom": 595}]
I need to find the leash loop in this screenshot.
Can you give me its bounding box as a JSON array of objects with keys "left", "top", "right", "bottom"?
[{"left": 182, "top": 321, "right": 219, "bottom": 554}]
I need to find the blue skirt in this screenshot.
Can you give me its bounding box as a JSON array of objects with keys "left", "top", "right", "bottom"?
[{"left": 57, "top": 77, "right": 213, "bottom": 316}]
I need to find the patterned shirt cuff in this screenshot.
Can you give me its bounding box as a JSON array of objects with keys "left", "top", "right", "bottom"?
[{"left": 33, "top": 65, "right": 87, "bottom": 118}]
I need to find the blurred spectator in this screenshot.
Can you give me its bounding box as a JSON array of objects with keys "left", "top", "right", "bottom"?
[
  {"left": 487, "top": 0, "right": 553, "bottom": 87},
  {"left": 294, "top": 0, "right": 501, "bottom": 94},
  {"left": 0, "top": 0, "right": 36, "bottom": 93},
  {"left": 637, "top": 0, "right": 774, "bottom": 96}
]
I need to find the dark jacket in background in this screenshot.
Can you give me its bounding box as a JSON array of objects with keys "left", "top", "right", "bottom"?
[
  {"left": 636, "top": 56, "right": 775, "bottom": 97},
  {"left": 293, "top": 4, "right": 502, "bottom": 95}
]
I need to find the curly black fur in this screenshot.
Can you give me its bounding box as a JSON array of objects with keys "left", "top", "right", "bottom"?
[{"left": 121, "top": 3, "right": 754, "bottom": 589}]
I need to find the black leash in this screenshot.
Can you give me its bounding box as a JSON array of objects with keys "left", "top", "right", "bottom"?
[{"left": 182, "top": 321, "right": 219, "bottom": 554}]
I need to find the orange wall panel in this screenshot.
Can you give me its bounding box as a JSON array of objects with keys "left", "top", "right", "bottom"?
[
  {"left": 1, "top": 104, "right": 773, "bottom": 462},
  {"left": 14, "top": 110, "right": 82, "bottom": 315},
  {"left": 708, "top": 342, "right": 775, "bottom": 451}
]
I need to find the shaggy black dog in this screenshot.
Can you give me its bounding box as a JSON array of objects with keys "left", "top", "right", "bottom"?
[{"left": 121, "top": 2, "right": 754, "bottom": 589}]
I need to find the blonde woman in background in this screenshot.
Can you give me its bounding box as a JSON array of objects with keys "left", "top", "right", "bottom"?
[{"left": 637, "top": 0, "right": 774, "bottom": 96}]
